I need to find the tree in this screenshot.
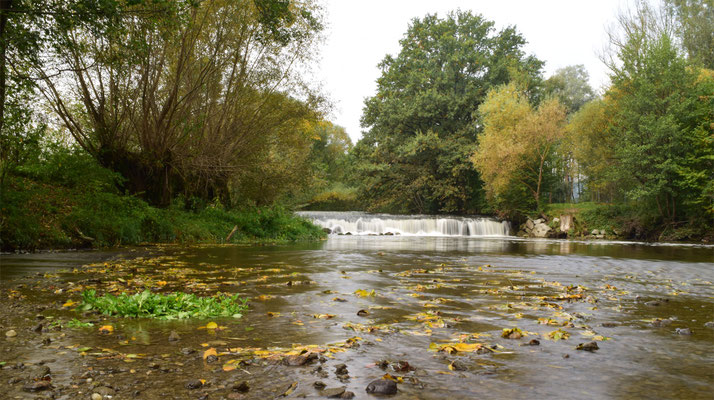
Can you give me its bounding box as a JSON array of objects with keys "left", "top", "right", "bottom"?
[
  {"left": 606, "top": 29, "right": 713, "bottom": 221},
  {"left": 472, "top": 83, "right": 567, "bottom": 215},
  {"left": 544, "top": 65, "right": 595, "bottom": 114},
  {"left": 666, "top": 0, "right": 714, "bottom": 69},
  {"left": 356, "top": 10, "right": 543, "bottom": 214},
  {"left": 34, "top": 0, "right": 324, "bottom": 206}
]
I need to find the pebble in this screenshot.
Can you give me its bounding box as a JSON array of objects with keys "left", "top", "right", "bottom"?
[
  {"left": 676, "top": 328, "right": 692, "bottom": 335},
  {"left": 365, "top": 379, "right": 397, "bottom": 395},
  {"left": 703, "top": 321, "right": 714, "bottom": 329},
  {"left": 91, "top": 394, "right": 102, "bottom": 400},
  {"left": 232, "top": 381, "right": 249, "bottom": 393},
  {"left": 322, "top": 387, "right": 346, "bottom": 398},
  {"left": 5, "top": 330, "right": 17, "bottom": 338},
  {"left": 23, "top": 380, "right": 52, "bottom": 392},
  {"left": 185, "top": 379, "right": 203, "bottom": 389},
  {"left": 168, "top": 331, "right": 181, "bottom": 342}
]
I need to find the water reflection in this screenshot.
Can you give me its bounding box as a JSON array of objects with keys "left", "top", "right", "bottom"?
[{"left": 321, "top": 236, "right": 714, "bottom": 262}]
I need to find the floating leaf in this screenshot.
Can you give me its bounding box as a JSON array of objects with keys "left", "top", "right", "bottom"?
[
  {"left": 62, "top": 300, "right": 77, "bottom": 308},
  {"left": 501, "top": 327, "right": 524, "bottom": 339},
  {"left": 282, "top": 382, "right": 298, "bottom": 397},
  {"left": 312, "top": 314, "right": 335, "bottom": 319},
  {"left": 429, "top": 342, "right": 486, "bottom": 354},
  {"left": 98, "top": 325, "right": 114, "bottom": 334},
  {"left": 203, "top": 347, "right": 217, "bottom": 360},
  {"left": 354, "top": 289, "right": 376, "bottom": 297},
  {"left": 206, "top": 322, "right": 218, "bottom": 330},
  {"left": 547, "top": 329, "right": 570, "bottom": 341}
]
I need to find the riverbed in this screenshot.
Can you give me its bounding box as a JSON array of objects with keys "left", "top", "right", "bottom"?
[{"left": 1, "top": 236, "right": 713, "bottom": 399}]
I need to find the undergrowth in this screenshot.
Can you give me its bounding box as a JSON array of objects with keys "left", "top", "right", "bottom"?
[{"left": 80, "top": 290, "right": 248, "bottom": 320}]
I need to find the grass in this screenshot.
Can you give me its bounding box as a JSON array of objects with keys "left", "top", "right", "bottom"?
[
  {"left": 0, "top": 174, "right": 325, "bottom": 250},
  {"left": 79, "top": 289, "right": 248, "bottom": 320}
]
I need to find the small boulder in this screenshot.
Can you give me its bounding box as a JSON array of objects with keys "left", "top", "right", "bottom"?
[
  {"left": 232, "top": 381, "right": 249, "bottom": 393},
  {"left": 168, "top": 331, "right": 181, "bottom": 342},
  {"left": 322, "top": 387, "right": 346, "bottom": 398},
  {"left": 185, "top": 379, "right": 203, "bottom": 389},
  {"left": 575, "top": 341, "right": 599, "bottom": 352},
  {"left": 5, "top": 330, "right": 17, "bottom": 338},
  {"left": 23, "top": 381, "right": 52, "bottom": 392},
  {"left": 365, "top": 379, "right": 397, "bottom": 395}
]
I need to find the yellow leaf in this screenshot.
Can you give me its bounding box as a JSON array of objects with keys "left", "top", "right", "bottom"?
[
  {"left": 222, "top": 364, "right": 236, "bottom": 372},
  {"left": 62, "top": 300, "right": 77, "bottom": 308},
  {"left": 354, "top": 289, "right": 376, "bottom": 297},
  {"left": 203, "top": 348, "right": 217, "bottom": 360},
  {"left": 206, "top": 322, "right": 218, "bottom": 330},
  {"left": 156, "top": 281, "right": 167, "bottom": 286},
  {"left": 98, "top": 325, "right": 114, "bottom": 334}
]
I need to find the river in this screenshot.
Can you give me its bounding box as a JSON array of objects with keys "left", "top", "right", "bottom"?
[{"left": 1, "top": 232, "right": 713, "bottom": 399}]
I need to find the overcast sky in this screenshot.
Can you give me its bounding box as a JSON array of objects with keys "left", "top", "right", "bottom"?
[{"left": 316, "top": 0, "right": 635, "bottom": 143}]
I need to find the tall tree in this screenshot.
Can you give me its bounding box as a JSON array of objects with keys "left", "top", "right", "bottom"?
[
  {"left": 544, "top": 65, "right": 595, "bottom": 114},
  {"left": 606, "top": 16, "right": 713, "bottom": 222},
  {"left": 666, "top": 0, "right": 714, "bottom": 68},
  {"left": 356, "top": 10, "right": 543, "bottom": 214},
  {"left": 34, "top": 0, "right": 324, "bottom": 206},
  {"left": 472, "top": 83, "right": 567, "bottom": 215}
]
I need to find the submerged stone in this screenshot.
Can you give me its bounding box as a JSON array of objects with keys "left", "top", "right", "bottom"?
[{"left": 365, "top": 379, "right": 397, "bottom": 395}]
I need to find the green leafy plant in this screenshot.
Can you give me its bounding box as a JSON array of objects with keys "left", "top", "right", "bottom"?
[
  {"left": 66, "top": 318, "right": 94, "bottom": 328},
  {"left": 79, "top": 290, "right": 248, "bottom": 320}
]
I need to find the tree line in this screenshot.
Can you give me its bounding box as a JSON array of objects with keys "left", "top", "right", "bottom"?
[{"left": 348, "top": 1, "right": 712, "bottom": 236}]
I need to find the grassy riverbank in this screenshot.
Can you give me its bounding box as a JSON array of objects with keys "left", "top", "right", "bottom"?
[
  {"left": 543, "top": 202, "right": 713, "bottom": 242},
  {"left": 0, "top": 175, "right": 325, "bottom": 251}
]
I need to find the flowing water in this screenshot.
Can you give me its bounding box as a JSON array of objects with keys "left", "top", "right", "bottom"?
[{"left": 1, "top": 235, "right": 713, "bottom": 399}]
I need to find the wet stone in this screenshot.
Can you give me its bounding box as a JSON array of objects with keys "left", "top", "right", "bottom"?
[
  {"left": 528, "top": 339, "right": 540, "bottom": 346},
  {"left": 676, "top": 328, "right": 692, "bottom": 335},
  {"left": 322, "top": 387, "right": 346, "bottom": 398},
  {"left": 449, "top": 360, "right": 468, "bottom": 371},
  {"left": 576, "top": 342, "right": 599, "bottom": 352},
  {"left": 704, "top": 321, "right": 714, "bottom": 329},
  {"left": 335, "top": 363, "right": 348, "bottom": 376},
  {"left": 313, "top": 381, "right": 326, "bottom": 390},
  {"left": 357, "top": 309, "right": 369, "bottom": 317},
  {"left": 232, "top": 381, "right": 249, "bottom": 393},
  {"left": 32, "top": 323, "right": 43, "bottom": 333},
  {"left": 651, "top": 318, "right": 673, "bottom": 327},
  {"left": 5, "top": 329, "right": 17, "bottom": 338},
  {"left": 27, "top": 365, "right": 51, "bottom": 380},
  {"left": 23, "top": 380, "right": 53, "bottom": 392},
  {"left": 601, "top": 322, "right": 619, "bottom": 328},
  {"left": 168, "top": 331, "right": 181, "bottom": 342},
  {"left": 185, "top": 379, "right": 203, "bottom": 389},
  {"left": 205, "top": 354, "right": 218, "bottom": 363},
  {"left": 366, "top": 379, "right": 397, "bottom": 395},
  {"left": 181, "top": 347, "right": 196, "bottom": 355},
  {"left": 341, "top": 391, "right": 355, "bottom": 399}
]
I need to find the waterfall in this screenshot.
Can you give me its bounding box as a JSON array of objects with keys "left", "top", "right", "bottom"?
[{"left": 297, "top": 211, "right": 511, "bottom": 237}]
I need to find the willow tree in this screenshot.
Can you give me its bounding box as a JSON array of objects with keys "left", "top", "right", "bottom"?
[
  {"left": 36, "top": 0, "right": 324, "bottom": 205},
  {"left": 472, "top": 83, "right": 567, "bottom": 215}
]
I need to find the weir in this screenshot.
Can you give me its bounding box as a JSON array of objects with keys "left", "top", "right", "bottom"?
[{"left": 297, "top": 211, "right": 511, "bottom": 237}]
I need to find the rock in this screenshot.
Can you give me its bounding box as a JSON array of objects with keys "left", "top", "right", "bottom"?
[
  {"left": 94, "top": 386, "right": 114, "bottom": 396},
  {"left": 527, "top": 339, "right": 540, "bottom": 346},
  {"left": 185, "top": 379, "right": 203, "bottom": 389},
  {"left": 676, "top": 328, "right": 692, "bottom": 335},
  {"left": 575, "top": 341, "right": 599, "bottom": 352},
  {"left": 32, "top": 323, "right": 43, "bottom": 333},
  {"left": 322, "top": 227, "right": 332, "bottom": 234},
  {"left": 285, "top": 352, "right": 317, "bottom": 366},
  {"left": 384, "top": 232, "right": 394, "bottom": 236},
  {"left": 591, "top": 229, "right": 600, "bottom": 236},
  {"left": 5, "top": 329, "right": 17, "bottom": 338},
  {"left": 334, "top": 364, "right": 348, "bottom": 376},
  {"left": 23, "top": 381, "right": 52, "bottom": 392},
  {"left": 552, "top": 217, "right": 560, "bottom": 223},
  {"left": 560, "top": 215, "right": 573, "bottom": 232},
  {"left": 357, "top": 309, "right": 369, "bottom": 317},
  {"left": 650, "top": 318, "right": 673, "bottom": 327},
  {"left": 91, "top": 394, "right": 102, "bottom": 400},
  {"left": 601, "top": 322, "right": 619, "bottom": 328},
  {"left": 168, "top": 331, "right": 181, "bottom": 342},
  {"left": 365, "top": 379, "right": 397, "bottom": 395},
  {"left": 449, "top": 360, "right": 468, "bottom": 371},
  {"left": 704, "top": 321, "right": 714, "bottom": 329},
  {"left": 322, "top": 387, "right": 346, "bottom": 398},
  {"left": 27, "top": 365, "right": 51, "bottom": 381},
  {"left": 205, "top": 354, "right": 218, "bottom": 363},
  {"left": 534, "top": 218, "right": 544, "bottom": 224},
  {"left": 532, "top": 223, "right": 551, "bottom": 238},
  {"left": 313, "top": 381, "right": 326, "bottom": 390},
  {"left": 525, "top": 219, "right": 535, "bottom": 230},
  {"left": 645, "top": 301, "right": 661, "bottom": 307},
  {"left": 341, "top": 391, "right": 355, "bottom": 399},
  {"left": 232, "top": 381, "right": 249, "bottom": 393}
]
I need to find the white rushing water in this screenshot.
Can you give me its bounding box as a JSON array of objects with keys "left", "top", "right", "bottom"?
[{"left": 297, "top": 211, "right": 511, "bottom": 237}]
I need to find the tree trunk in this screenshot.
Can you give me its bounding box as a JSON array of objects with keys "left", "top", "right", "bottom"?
[{"left": 0, "top": 0, "right": 12, "bottom": 138}]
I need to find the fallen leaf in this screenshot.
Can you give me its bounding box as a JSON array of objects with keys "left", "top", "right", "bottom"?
[
  {"left": 98, "top": 325, "right": 114, "bottom": 334},
  {"left": 203, "top": 348, "right": 217, "bottom": 360},
  {"left": 206, "top": 322, "right": 218, "bottom": 330},
  {"left": 354, "top": 289, "right": 376, "bottom": 297}
]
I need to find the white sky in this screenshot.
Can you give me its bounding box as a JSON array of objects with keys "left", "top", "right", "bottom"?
[{"left": 316, "top": 0, "right": 635, "bottom": 143}]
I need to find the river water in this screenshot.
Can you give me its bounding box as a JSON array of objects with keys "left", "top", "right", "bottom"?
[{"left": 1, "top": 236, "right": 713, "bottom": 399}]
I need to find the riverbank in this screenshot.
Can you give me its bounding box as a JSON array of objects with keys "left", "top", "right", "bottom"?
[
  {"left": 0, "top": 176, "right": 325, "bottom": 252},
  {"left": 514, "top": 202, "right": 713, "bottom": 243}
]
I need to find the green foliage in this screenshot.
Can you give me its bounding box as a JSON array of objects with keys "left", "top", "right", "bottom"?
[
  {"left": 0, "top": 147, "right": 325, "bottom": 250},
  {"left": 66, "top": 318, "right": 94, "bottom": 328},
  {"left": 544, "top": 65, "right": 595, "bottom": 114},
  {"left": 80, "top": 289, "right": 248, "bottom": 320},
  {"left": 355, "top": 10, "right": 543, "bottom": 214},
  {"left": 302, "top": 184, "right": 360, "bottom": 211},
  {"left": 607, "top": 32, "right": 713, "bottom": 222}
]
